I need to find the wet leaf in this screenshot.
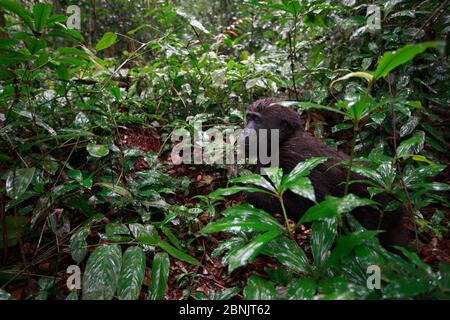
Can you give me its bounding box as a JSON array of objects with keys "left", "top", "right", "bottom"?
[
  {"left": 228, "top": 230, "right": 282, "bottom": 273},
  {"left": 243, "top": 275, "right": 277, "bottom": 300},
  {"left": 230, "top": 174, "right": 276, "bottom": 193},
  {"left": 199, "top": 204, "right": 283, "bottom": 234},
  {"left": 82, "top": 244, "right": 122, "bottom": 300},
  {"left": 263, "top": 237, "right": 310, "bottom": 274},
  {"left": 311, "top": 217, "right": 338, "bottom": 268}
]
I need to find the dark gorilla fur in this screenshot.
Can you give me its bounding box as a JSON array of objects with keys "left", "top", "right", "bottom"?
[{"left": 245, "top": 98, "right": 407, "bottom": 249}]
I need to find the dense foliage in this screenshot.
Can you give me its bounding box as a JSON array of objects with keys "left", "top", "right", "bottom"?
[{"left": 0, "top": 0, "right": 449, "bottom": 300}]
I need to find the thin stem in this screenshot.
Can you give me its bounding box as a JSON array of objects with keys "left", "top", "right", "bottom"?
[
  {"left": 278, "top": 192, "right": 294, "bottom": 238},
  {"left": 344, "top": 120, "right": 359, "bottom": 195}
]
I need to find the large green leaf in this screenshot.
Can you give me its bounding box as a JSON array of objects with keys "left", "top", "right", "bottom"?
[
  {"left": 372, "top": 42, "right": 439, "bottom": 80},
  {"left": 117, "top": 246, "right": 146, "bottom": 300},
  {"left": 95, "top": 32, "right": 117, "bottom": 52},
  {"left": 148, "top": 252, "right": 170, "bottom": 300},
  {"left": 243, "top": 275, "right": 277, "bottom": 300},
  {"left": 33, "top": 3, "right": 51, "bottom": 32},
  {"left": 228, "top": 230, "right": 282, "bottom": 273},
  {"left": 199, "top": 204, "right": 283, "bottom": 234},
  {"left": 82, "top": 245, "right": 122, "bottom": 300}
]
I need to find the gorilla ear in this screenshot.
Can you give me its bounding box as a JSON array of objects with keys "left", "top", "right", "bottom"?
[{"left": 280, "top": 118, "right": 300, "bottom": 132}]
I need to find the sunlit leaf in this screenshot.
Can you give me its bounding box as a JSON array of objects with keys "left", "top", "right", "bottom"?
[{"left": 95, "top": 32, "right": 117, "bottom": 52}]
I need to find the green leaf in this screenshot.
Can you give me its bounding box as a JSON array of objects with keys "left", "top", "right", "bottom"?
[
  {"left": 282, "top": 157, "right": 328, "bottom": 186},
  {"left": 5, "top": 167, "right": 36, "bottom": 200},
  {"left": 280, "top": 101, "right": 347, "bottom": 116},
  {"left": 330, "top": 72, "right": 373, "bottom": 88},
  {"left": 82, "top": 244, "right": 122, "bottom": 300},
  {"left": 95, "top": 32, "right": 117, "bottom": 52},
  {"left": 33, "top": 3, "right": 52, "bottom": 32},
  {"left": 323, "top": 230, "right": 379, "bottom": 269},
  {"left": 228, "top": 230, "right": 282, "bottom": 273},
  {"left": 199, "top": 204, "right": 283, "bottom": 234},
  {"left": 372, "top": 42, "right": 439, "bottom": 80},
  {"left": 69, "top": 226, "right": 90, "bottom": 264},
  {"left": 65, "top": 291, "right": 78, "bottom": 300},
  {"left": 117, "top": 246, "right": 146, "bottom": 300},
  {"left": 311, "top": 217, "right": 338, "bottom": 268},
  {"left": 148, "top": 252, "right": 170, "bottom": 300},
  {"left": 96, "top": 182, "right": 132, "bottom": 199},
  {"left": 243, "top": 275, "right": 277, "bottom": 300},
  {"left": 262, "top": 237, "right": 310, "bottom": 274},
  {"left": 0, "top": 0, "right": 33, "bottom": 30},
  {"left": 396, "top": 131, "right": 425, "bottom": 156},
  {"left": 283, "top": 177, "right": 316, "bottom": 203},
  {"left": 299, "top": 194, "right": 377, "bottom": 225},
  {"left": 264, "top": 167, "right": 283, "bottom": 190},
  {"left": 87, "top": 143, "right": 109, "bottom": 157},
  {"left": 230, "top": 174, "right": 276, "bottom": 193},
  {"left": 383, "top": 277, "right": 431, "bottom": 299},
  {"left": 209, "top": 186, "right": 270, "bottom": 199},
  {"left": 156, "top": 240, "right": 201, "bottom": 266}
]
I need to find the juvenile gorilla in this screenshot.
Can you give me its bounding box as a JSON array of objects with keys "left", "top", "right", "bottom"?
[{"left": 244, "top": 98, "right": 407, "bottom": 249}]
